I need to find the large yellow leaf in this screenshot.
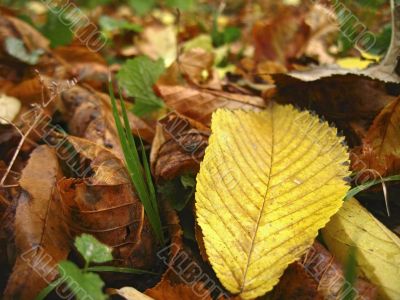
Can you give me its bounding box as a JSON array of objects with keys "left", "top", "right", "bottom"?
[
  {"left": 195, "top": 104, "right": 350, "bottom": 299},
  {"left": 322, "top": 198, "right": 400, "bottom": 300}
]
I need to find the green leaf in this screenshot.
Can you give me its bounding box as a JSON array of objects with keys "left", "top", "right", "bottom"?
[
  {"left": 74, "top": 234, "right": 113, "bottom": 264},
  {"left": 166, "top": 0, "right": 195, "bottom": 11},
  {"left": 180, "top": 174, "right": 196, "bottom": 189},
  {"left": 41, "top": 10, "right": 74, "bottom": 48},
  {"left": 211, "top": 12, "right": 241, "bottom": 47},
  {"left": 159, "top": 175, "right": 195, "bottom": 211},
  {"left": 117, "top": 56, "right": 165, "bottom": 116},
  {"left": 99, "top": 16, "right": 142, "bottom": 33},
  {"left": 5, "top": 37, "right": 44, "bottom": 65},
  {"left": 58, "top": 261, "right": 106, "bottom": 300},
  {"left": 128, "top": 0, "right": 156, "bottom": 16}
]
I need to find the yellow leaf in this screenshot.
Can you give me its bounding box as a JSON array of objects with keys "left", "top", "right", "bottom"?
[
  {"left": 321, "top": 198, "right": 400, "bottom": 300},
  {"left": 195, "top": 104, "right": 350, "bottom": 299},
  {"left": 336, "top": 57, "right": 373, "bottom": 70}
]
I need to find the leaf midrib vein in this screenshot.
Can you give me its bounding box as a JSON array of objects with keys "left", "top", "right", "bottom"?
[{"left": 240, "top": 107, "right": 275, "bottom": 294}]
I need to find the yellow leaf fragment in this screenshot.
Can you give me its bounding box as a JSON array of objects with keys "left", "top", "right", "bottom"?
[
  {"left": 0, "top": 94, "right": 21, "bottom": 124},
  {"left": 322, "top": 198, "right": 400, "bottom": 300},
  {"left": 111, "top": 287, "right": 155, "bottom": 300},
  {"left": 195, "top": 104, "right": 350, "bottom": 299}
]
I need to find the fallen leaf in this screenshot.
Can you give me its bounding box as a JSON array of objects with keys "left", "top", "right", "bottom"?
[
  {"left": 273, "top": 74, "right": 396, "bottom": 146},
  {"left": 179, "top": 48, "right": 221, "bottom": 89},
  {"left": 150, "top": 112, "right": 209, "bottom": 181},
  {"left": 252, "top": 6, "right": 311, "bottom": 66},
  {"left": 195, "top": 104, "right": 350, "bottom": 299},
  {"left": 301, "top": 241, "right": 377, "bottom": 300},
  {"left": 272, "top": 1, "right": 400, "bottom": 83},
  {"left": 0, "top": 15, "right": 49, "bottom": 54},
  {"left": 157, "top": 85, "right": 265, "bottom": 125},
  {"left": 0, "top": 94, "right": 21, "bottom": 124},
  {"left": 137, "top": 25, "right": 177, "bottom": 67},
  {"left": 146, "top": 278, "right": 213, "bottom": 300},
  {"left": 321, "top": 198, "right": 400, "bottom": 300},
  {"left": 111, "top": 287, "right": 155, "bottom": 300},
  {"left": 352, "top": 97, "right": 400, "bottom": 176},
  {"left": 270, "top": 262, "right": 324, "bottom": 300},
  {"left": 59, "top": 85, "right": 155, "bottom": 158},
  {"left": 4, "top": 145, "right": 70, "bottom": 300},
  {"left": 58, "top": 137, "right": 156, "bottom": 269}
]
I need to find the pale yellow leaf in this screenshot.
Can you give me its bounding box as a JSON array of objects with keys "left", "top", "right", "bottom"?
[
  {"left": 195, "top": 104, "right": 350, "bottom": 299},
  {"left": 111, "top": 287, "right": 154, "bottom": 300},
  {"left": 322, "top": 198, "right": 400, "bottom": 300},
  {"left": 0, "top": 94, "right": 21, "bottom": 124}
]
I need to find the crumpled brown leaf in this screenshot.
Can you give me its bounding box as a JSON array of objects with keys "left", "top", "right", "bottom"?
[
  {"left": 0, "top": 14, "right": 49, "bottom": 56},
  {"left": 178, "top": 48, "right": 221, "bottom": 89},
  {"left": 302, "top": 242, "right": 377, "bottom": 300},
  {"left": 352, "top": 97, "right": 400, "bottom": 177},
  {"left": 273, "top": 74, "right": 397, "bottom": 146},
  {"left": 4, "top": 145, "right": 70, "bottom": 300},
  {"left": 150, "top": 112, "right": 209, "bottom": 181},
  {"left": 272, "top": 241, "right": 377, "bottom": 300},
  {"left": 272, "top": 1, "right": 400, "bottom": 83},
  {"left": 57, "top": 136, "right": 156, "bottom": 269},
  {"left": 59, "top": 85, "right": 155, "bottom": 157},
  {"left": 144, "top": 203, "right": 226, "bottom": 300},
  {"left": 252, "top": 5, "right": 311, "bottom": 66},
  {"left": 157, "top": 85, "right": 265, "bottom": 125},
  {"left": 53, "top": 45, "right": 109, "bottom": 90}
]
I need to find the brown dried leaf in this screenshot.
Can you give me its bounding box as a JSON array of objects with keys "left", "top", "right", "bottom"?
[
  {"left": 4, "top": 145, "right": 70, "bottom": 300},
  {"left": 146, "top": 279, "right": 213, "bottom": 300},
  {"left": 252, "top": 6, "right": 311, "bottom": 66},
  {"left": 0, "top": 15, "right": 49, "bottom": 55},
  {"left": 272, "top": 2, "right": 400, "bottom": 83},
  {"left": 179, "top": 48, "right": 221, "bottom": 89},
  {"left": 271, "top": 262, "right": 324, "bottom": 300},
  {"left": 302, "top": 242, "right": 377, "bottom": 300},
  {"left": 157, "top": 85, "right": 265, "bottom": 125},
  {"left": 352, "top": 97, "right": 400, "bottom": 176},
  {"left": 59, "top": 86, "right": 155, "bottom": 158},
  {"left": 58, "top": 137, "right": 156, "bottom": 269},
  {"left": 273, "top": 74, "right": 396, "bottom": 146},
  {"left": 150, "top": 112, "right": 209, "bottom": 181}
]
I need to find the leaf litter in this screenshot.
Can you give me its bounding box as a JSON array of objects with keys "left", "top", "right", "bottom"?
[{"left": 0, "top": 0, "right": 399, "bottom": 299}]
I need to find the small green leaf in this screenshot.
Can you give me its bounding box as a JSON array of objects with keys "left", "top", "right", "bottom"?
[
  {"left": 180, "top": 174, "right": 196, "bottom": 189},
  {"left": 75, "top": 234, "right": 113, "bottom": 264},
  {"left": 99, "top": 16, "right": 142, "bottom": 33},
  {"left": 128, "top": 0, "right": 156, "bottom": 16},
  {"left": 5, "top": 37, "right": 44, "bottom": 65},
  {"left": 58, "top": 261, "right": 106, "bottom": 300},
  {"left": 41, "top": 10, "right": 74, "bottom": 48},
  {"left": 117, "top": 56, "right": 165, "bottom": 116}
]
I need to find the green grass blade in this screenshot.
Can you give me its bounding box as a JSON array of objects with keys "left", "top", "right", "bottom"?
[
  {"left": 138, "top": 134, "right": 158, "bottom": 215},
  {"left": 345, "top": 175, "right": 400, "bottom": 200},
  {"left": 342, "top": 246, "right": 357, "bottom": 300},
  {"left": 118, "top": 91, "right": 163, "bottom": 244},
  {"left": 86, "top": 266, "right": 158, "bottom": 275},
  {"left": 34, "top": 277, "right": 63, "bottom": 300},
  {"left": 109, "top": 82, "right": 164, "bottom": 244}
]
